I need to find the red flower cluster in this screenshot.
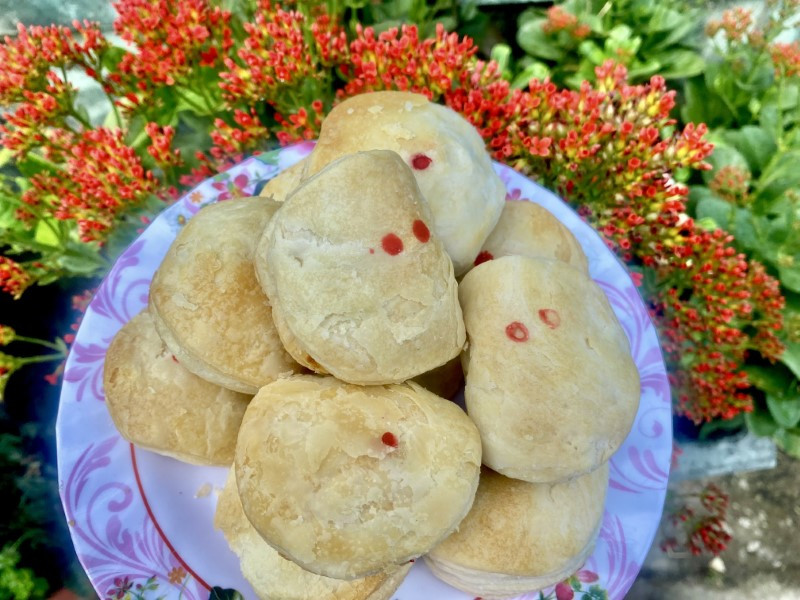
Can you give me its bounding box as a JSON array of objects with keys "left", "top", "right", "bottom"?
[
  {"left": 771, "top": 41, "right": 800, "bottom": 78},
  {"left": 145, "top": 122, "right": 182, "bottom": 168},
  {"left": 0, "top": 257, "right": 31, "bottom": 298},
  {"left": 656, "top": 229, "right": 783, "bottom": 422},
  {"left": 343, "top": 23, "right": 477, "bottom": 99},
  {"left": 210, "top": 108, "right": 271, "bottom": 158},
  {"left": 542, "top": 6, "right": 591, "bottom": 39},
  {"left": 274, "top": 101, "right": 325, "bottom": 146},
  {"left": 662, "top": 483, "right": 732, "bottom": 556},
  {"left": 113, "top": 0, "right": 232, "bottom": 89},
  {"left": 705, "top": 7, "right": 753, "bottom": 41},
  {"left": 26, "top": 128, "right": 158, "bottom": 242},
  {"left": 709, "top": 165, "right": 751, "bottom": 205},
  {"left": 219, "top": 1, "right": 346, "bottom": 108},
  {"left": 0, "top": 20, "right": 104, "bottom": 104},
  {"left": 0, "top": 75, "right": 75, "bottom": 158}
]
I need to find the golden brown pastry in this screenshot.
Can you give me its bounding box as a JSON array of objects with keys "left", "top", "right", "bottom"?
[
  {"left": 459, "top": 255, "right": 639, "bottom": 483},
  {"left": 257, "top": 150, "right": 465, "bottom": 385},
  {"left": 234, "top": 375, "right": 482, "bottom": 580},
  {"left": 472, "top": 200, "right": 589, "bottom": 274},
  {"left": 149, "top": 197, "right": 301, "bottom": 394},
  {"left": 103, "top": 310, "right": 251, "bottom": 465},
  {"left": 215, "top": 470, "right": 412, "bottom": 600},
  {"left": 307, "top": 92, "right": 505, "bottom": 275},
  {"left": 258, "top": 157, "right": 307, "bottom": 203},
  {"left": 425, "top": 465, "right": 609, "bottom": 600}
]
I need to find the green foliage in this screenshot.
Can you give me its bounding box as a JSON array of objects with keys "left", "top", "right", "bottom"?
[
  {"left": 678, "top": 0, "right": 800, "bottom": 443},
  {"left": 0, "top": 544, "right": 47, "bottom": 600},
  {"left": 511, "top": 0, "right": 704, "bottom": 89}
]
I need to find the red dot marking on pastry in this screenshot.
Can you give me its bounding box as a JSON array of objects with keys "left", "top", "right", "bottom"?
[
  {"left": 538, "top": 308, "right": 561, "bottom": 329},
  {"left": 369, "top": 248, "right": 375, "bottom": 254},
  {"left": 474, "top": 251, "right": 493, "bottom": 266},
  {"left": 171, "top": 355, "right": 179, "bottom": 363},
  {"left": 381, "top": 432, "right": 399, "bottom": 447},
  {"left": 412, "top": 219, "right": 430, "bottom": 243},
  {"left": 381, "top": 233, "right": 404, "bottom": 255},
  {"left": 411, "top": 154, "right": 432, "bottom": 170},
  {"left": 505, "top": 321, "right": 529, "bottom": 342}
]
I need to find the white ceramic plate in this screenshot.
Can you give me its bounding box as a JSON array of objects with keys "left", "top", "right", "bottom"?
[{"left": 57, "top": 143, "right": 672, "bottom": 600}]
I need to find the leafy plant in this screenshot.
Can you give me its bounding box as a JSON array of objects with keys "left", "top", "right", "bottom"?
[
  {"left": 683, "top": 0, "right": 800, "bottom": 452},
  {"left": 0, "top": 542, "right": 48, "bottom": 600},
  {"left": 507, "top": 0, "right": 705, "bottom": 90}
]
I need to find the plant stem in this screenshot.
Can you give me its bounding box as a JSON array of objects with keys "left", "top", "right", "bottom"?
[
  {"left": 11, "top": 335, "right": 64, "bottom": 352},
  {"left": 17, "top": 352, "right": 66, "bottom": 366}
]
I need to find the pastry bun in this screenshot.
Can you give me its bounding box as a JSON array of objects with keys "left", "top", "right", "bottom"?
[
  {"left": 215, "top": 470, "right": 412, "bottom": 600},
  {"left": 307, "top": 91, "right": 505, "bottom": 275},
  {"left": 459, "top": 255, "right": 639, "bottom": 483},
  {"left": 149, "top": 197, "right": 301, "bottom": 394},
  {"left": 234, "top": 375, "right": 482, "bottom": 580},
  {"left": 473, "top": 200, "right": 589, "bottom": 274},
  {"left": 425, "top": 465, "right": 609, "bottom": 600},
  {"left": 103, "top": 310, "right": 251, "bottom": 465},
  {"left": 257, "top": 150, "right": 465, "bottom": 385}
]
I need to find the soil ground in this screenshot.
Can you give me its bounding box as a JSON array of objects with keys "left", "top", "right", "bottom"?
[{"left": 628, "top": 450, "right": 800, "bottom": 599}]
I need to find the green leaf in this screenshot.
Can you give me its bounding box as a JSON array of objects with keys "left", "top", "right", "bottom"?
[
  {"left": 692, "top": 187, "right": 733, "bottom": 229},
  {"left": 209, "top": 587, "right": 245, "bottom": 600},
  {"left": 579, "top": 39, "right": 608, "bottom": 65},
  {"left": 766, "top": 394, "right": 800, "bottom": 429},
  {"left": 755, "top": 150, "right": 800, "bottom": 204},
  {"left": 744, "top": 364, "right": 794, "bottom": 395},
  {"left": 698, "top": 413, "right": 744, "bottom": 440},
  {"left": 774, "top": 428, "right": 800, "bottom": 457},
  {"left": 56, "top": 248, "right": 105, "bottom": 277},
  {"left": 732, "top": 208, "right": 760, "bottom": 252},
  {"left": 33, "top": 220, "right": 60, "bottom": 248},
  {"left": 719, "top": 126, "right": 777, "bottom": 175},
  {"left": 490, "top": 43, "right": 512, "bottom": 76},
  {"left": 627, "top": 57, "right": 662, "bottom": 80},
  {"left": 778, "top": 259, "right": 800, "bottom": 293},
  {"left": 657, "top": 49, "right": 705, "bottom": 79},
  {"left": 517, "top": 19, "right": 564, "bottom": 61},
  {"left": 649, "top": 9, "right": 700, "bottom": 48},
  {"left": 780, "top": 340, "right": 800, "bottom": 380},
  {"left": 682, "top": 76, "right": 733, "bottom": 128},
  {"left": 744, "top": 407, "right": 780, "bottom": 437},
  {"left": 510, "top": 61, "right": 551, "bottom": 89},
  {"left": 100, "top": 45, "right": 127, "bottom": 72},
  {"left": 0, "top": 148, "right": 14, "bottom": 169}
]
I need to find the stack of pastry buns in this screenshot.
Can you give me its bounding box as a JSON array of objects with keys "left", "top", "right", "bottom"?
[{"left": 102, "top": 91, "right": 640, "bottom": 600}]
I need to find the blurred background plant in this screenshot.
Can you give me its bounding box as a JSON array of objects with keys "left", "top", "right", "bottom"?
[{"left": 0, "top": 0, "right": 798, "bottom": 596}]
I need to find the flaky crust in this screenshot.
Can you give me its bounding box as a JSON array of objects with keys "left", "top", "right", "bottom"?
[
  {"left": 258, "top": 157, "right": 308, "bottom": 203},
  {"left": 459, "top": 255, "right": 640, "bottom": 483},
  {"left": 307, "top": 92, "right": 505, "bottom": 275},
  {"left": 234, "top": 375, "right": 482, "bottom": 580},
  {"left": 425, "top": 465, "right": 608, "bottom": 599},
  {"left": 215, "top": 470, "right": 411, "bottom": 600},
  {"left": 259, "top": 150, "right": 465, "bottom": 385},
  {"left": 149, "top": 197, "right": 301, "bottom": 393},
  {"left": 474, "top": 201, "right": 589, "bottom": 274},
  {"left": 102, "top": 310, "right": 251, "bottom": 465}
]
